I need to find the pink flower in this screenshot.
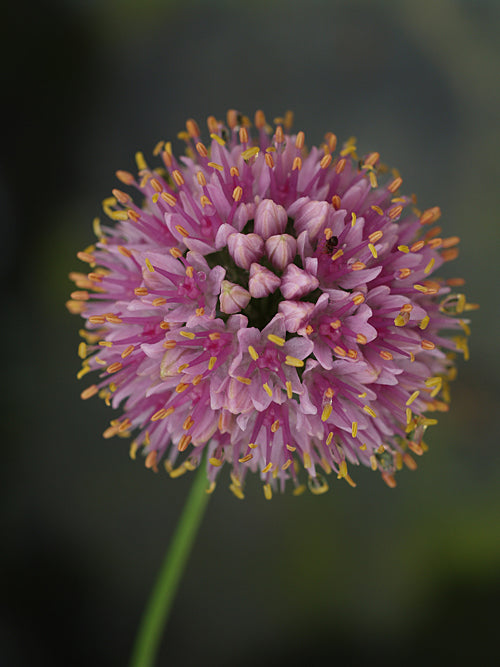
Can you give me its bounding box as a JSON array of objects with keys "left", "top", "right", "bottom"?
[{"left": 68, "top": 110, "right": 475, "bottom": 498}]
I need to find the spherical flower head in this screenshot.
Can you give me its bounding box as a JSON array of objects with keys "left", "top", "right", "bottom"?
[{"left": 68, "top": 109, "right": 476, "bottom": 499}]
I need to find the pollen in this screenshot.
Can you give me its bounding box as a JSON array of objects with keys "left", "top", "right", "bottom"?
[
  {"left": 285, "top": 355, "right": 304, "bottom": 367},
  {"left": 267, "top": 334, "right": 285, "bottom": 346},
  {"left": 406, "top": 390, "right": 420, "bottom": 406}
]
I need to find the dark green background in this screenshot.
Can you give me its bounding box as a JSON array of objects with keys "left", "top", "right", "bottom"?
[{"left": 2, "top": 1, "right": 499, "bottom": 665}]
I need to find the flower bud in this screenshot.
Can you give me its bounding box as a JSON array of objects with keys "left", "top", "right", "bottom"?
[
  {"left": 227, "top": 233, "right": 264, "bottom": 270},
  {"left": 248, "top": 263, "right": 281, "bottom": 298},
  {"left": 254, "top": 199, "right": 288, "bottom": 238},
  {"left": 280, "top": 264, "right": 319, "bottom": 300},
  {"left": 293, "top": 200, "right": 330, "bottom": 241},
  {"left": 265, "top": 234, "right": 297, "bottom": 270},
  {"left": 219, "top": 280, "right": 251, "bottom": 314},
  {"left": 278, "top": 300, "right": 315, "bottom": 332}
]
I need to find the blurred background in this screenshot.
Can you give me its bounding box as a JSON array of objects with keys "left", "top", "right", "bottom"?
[{"left": 1, "top": 0, "right": 499, "bottom": 664}]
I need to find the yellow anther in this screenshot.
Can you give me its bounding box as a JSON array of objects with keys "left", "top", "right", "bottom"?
[
  {"left": 286, "top": 444, "right": 296, "bottom": 452},
  {"left": 338, "top": 461, "right": 348, "bottom": 478},
  {"left": 370, "top": 455, "right": 378, "bottom": 471},
  {"left": 78, "top": 342, "right": 87, "bottom": 359},
  {"left": 267, "top": 334, "right": 285, "bottom": 346},
  {"left": 175, "top": 382, "right": 189, "bottom": 393},
  {"left": 200, "top": 195, "right": 212, "bottom": 208},
  {"left": 321, "top": 404, "right": 333, "bottom": 422},
  {"left": 271, "top": 420, "right": 280, "bottom": 433},
  {"left": 285, "top": 381, "right": 293, "bottom": 399},
  {"left": 406, "top": 390, "right": 420, "bottom": 406},
  {"left": 230, "top": 166, "right": 240, "bottom": 178},
  {"left": 99, "top": 340, "right": 113, "bottom": 347},
  {"left": 248, "top": 345, "right": 259, "bottom": 361},
  {"left": 229, "top": 484, "right": 245, "bottom": 500},
  {"left": 371, "top": 205, "right": 384, "bottom": 215},
  {"left": 406, "top": 407, "right": 413, "bottom": 425},
  {"left": 281, "top": 459, "right": 293, "bottom": 471},
  {"left": 351, "top": 212, "right": 357, "bottom": 226},
  {"left": 210, "top": 133, "right": 226, "bottom": 146},
  {"left": 398, "top": 245, "right": 409, "bottom": 253},
  {"left": 363, "top": 405, "right": 377, "bottom": 418},
  {"left": 263, "top": 484, "right": 272, "bottom": 500},
  {"left": 248, "top": 442, "right": 258, "bottom": 449},
  {"left": 368, "top": 243, "right": 378, "bottom": 259},
  {"left": 209, "top": 457, "right": 223, "bottom": 467},
  {"left": 292, "top": 156, "right": 302, "bottom": 171},
  {"left": 394, "top": 314, "right": 408, "bottom": 327},
  {"left": 424, "top": 258, "right": 435, "bottom": 274},
  {"left": 208, "top": 356, "right": 217, "bottom": 370},
  {"left": 413, "top": 284, "right": 428, "bottom": 293},
  {"left": 418, "top": 315, "right": 430, "bottom": 330},
  {"left": 180, "top": 331, "right": 196, "bottom": 339},
  {"left": 331, "top": 249, "right": 344, "bottom": 261},
  {"left": 239, "top": 127, "right": 249, "bottom": 143},
  {"left": 351, "top": 422, "right": 358, "bottom": 438},
  {"left": 262, "top": 462, "right": 273, "bottom": 473},
  {"left": 185, "top": 266, "right": 194, "bottom": 278},
  {"left": 352, "top": 294, "right": 365, "bottom": 305},
  {"left": 207, "top": 162, "right": 224, "bottom": 171},
  {"left": 263, "top": 383, "right": 273, "bottom": 397},
  {"left": 326, "top": 432, "right": 334, "bottom": 446},
  {"left": 303, "top": 452, "right": 312, "bottom": 469},
  {"left": 241, "top": 146, "right": 260, "bottom": 160},
  {"left": 169, "top": 465, "right": 187, "bottom": 479},
  {"left": 144, "top": 258, "right": 154, "bottom": 273},
  {"left": 369, "top": 171, "right": 378, "bottom": 188},
  {"left": 360, "top": 443, "right": 367, "bottom": 451},
  {"left": 232, "top": 186, "right": 243, "bottom": 201},
  {"left": 285, "top": 355, "right": 304, "bottom": 367},
  {"left": 77, "top": 364, "right": 91, "bottom": 380},
  {"left": 293, "top": 484, "right": 307, "bottom": 496},
  {"left": 177, "top": 363, "right": 190, "bottom": 373},
  {"left": 129, "top": 441, "right": 138, "bottom": 460},
  {"left": 152, "top": 297, "right": 167, "bottom": 307},
  {"left": 239, "top": 454, "right": 253, "bottom": 463},
  {"left": 236, "top": 376, "right": 252, "bottom": 385},
  {"left": 135, "top": 152, "right": 147, "bottom": 171}
]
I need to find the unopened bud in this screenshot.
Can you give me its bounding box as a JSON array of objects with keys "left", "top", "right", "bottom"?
[
  {"left": 280, "top": 264, "right": 319, "bottom": 300},
  {"left": 265, "top": 234, "right": 297, "bottom": 270},
  {"left": 219, "top": 280, "right": 251, "bottom": 314},
  {"left": 227, "top": 233, "right": 264, "bottom": 270},
  {"left": 248, "top": 263, "right": 281, "bottom": 298},
  {"left": 254, "top": 199, "right": 288, "bottom": 238}
]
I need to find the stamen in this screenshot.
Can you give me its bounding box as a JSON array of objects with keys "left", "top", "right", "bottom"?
[
  {"left": 284, "top": 356, "right": 304, "bottom": 367},
  {"left": 406, "top": 390, "right": 420, "bottom": 406},
  {"left": 267, "top": 334, "right": 285, "bottom": 346}
]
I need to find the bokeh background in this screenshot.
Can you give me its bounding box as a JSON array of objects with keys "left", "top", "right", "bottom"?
[{"left": 2, "top": 0, "right": 499, "bottom": 665}]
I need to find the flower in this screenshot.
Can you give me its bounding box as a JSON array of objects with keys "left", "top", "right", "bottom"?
[{"left": 68, "top": 109, "right": 475, "bottom": 498}]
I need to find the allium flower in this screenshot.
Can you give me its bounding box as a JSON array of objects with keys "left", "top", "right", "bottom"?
[{"left": 68, "top": 110, "right": 475, "bottom": 498}]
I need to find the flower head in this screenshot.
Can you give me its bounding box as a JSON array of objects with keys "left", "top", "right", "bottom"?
[{"left": 68, "top": 110, "right": 475, "bottom": 498}]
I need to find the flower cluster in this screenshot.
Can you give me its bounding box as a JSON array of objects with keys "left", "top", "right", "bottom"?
[{"left": 68, "top": 110, "right": 474, "bottom": 498}]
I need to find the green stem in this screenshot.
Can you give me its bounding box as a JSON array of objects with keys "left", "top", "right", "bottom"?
[{"left": 129, "top": 463, "right": 211, "bottom": 667}]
